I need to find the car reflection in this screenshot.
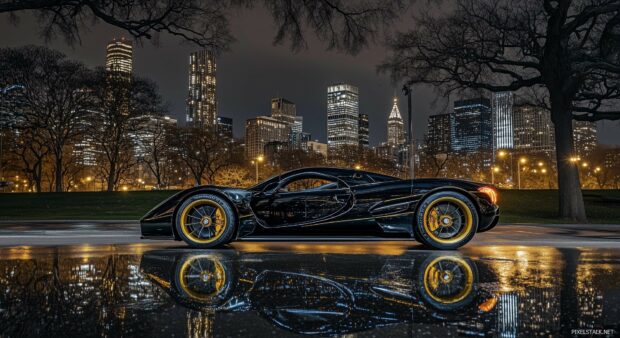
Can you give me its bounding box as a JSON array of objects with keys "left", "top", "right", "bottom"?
[{"left": 140, "top": 250, "right": 497, "bottom": 335}]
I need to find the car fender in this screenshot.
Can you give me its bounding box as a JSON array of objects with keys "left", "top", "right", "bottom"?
[{"left": 414, "top": 186, "right": 481, "bottom": 222}]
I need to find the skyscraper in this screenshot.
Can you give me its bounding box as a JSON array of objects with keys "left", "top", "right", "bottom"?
[
  {"left": 271, "top": 98, "right": 297, "bottom": 125},
  {"left": 492, "top": 92, "right": 514, "bottom": 151},
  {"left": 271, "top": 98, "right": 304, "bottom": 149},
  {"left": 105, "top": 38, "right": 133, "bottom": 77},
  {"left": 451, "top": 98, "right": 492, "bottom": 153},
  {"left": 187, "top": 50, "right": 217, "bottom": 126},
  {"left": 216, "top": 116, "right": 233, "bottom": 139},
  {"left": 358, "top": 113, "right": 369, "bottom": 148},
  {"left": 425, "top": 113, "right": 452, "bottom": 154},
  {"left": 245, "top": 116, "right": 290, "bottom": 160},
  {"left": 387, "top": 97, "right": 405, "bottom": 146},
  {"left": 327, "top": 84, "right": 359, "bottom": 149},
  {"left": 572, "top": 120, "right": 597, "bottom": 157},
  {"left": 513, "top": 105, "right": 556, "bottom": 153}
]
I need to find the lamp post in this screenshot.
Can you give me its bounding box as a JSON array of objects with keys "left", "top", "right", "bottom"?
[
  {"left": 254, "top": 155, "right": 264, "bottom": 183},
  {"left": 402, "top": 84, "right": 414, "bottom": 179},
  {"left": 491, "top": 166, "right": 499, "bottom": 185},
  {"left": 497, "top": 150, "right": 514, "bottom": 187},
  {"left": 517, "top": 157, "right": 527, "bottom": 189}
]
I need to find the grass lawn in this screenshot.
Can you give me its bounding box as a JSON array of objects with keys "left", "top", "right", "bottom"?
[
  {"left": 0, "top": 189, "right": 619, "bottom": 224},
  {"left": 498, "top": 189, "right": 620, "bottom": 224}
]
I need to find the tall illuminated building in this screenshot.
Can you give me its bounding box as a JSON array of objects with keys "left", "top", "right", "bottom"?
[
  {"left": 451, "top": 97, "right": 492, "bottom": 153},
  {"left": 425, "top": 113, "right": 452, "bottom": 154},
  {"left": 513, "top": 105, "right": 556, "bottom": 153},
  {"left": 327, "top": 84, "right": 359, "bottom": 149},
  {"left": 572, "top": 120, "right": 597, "bottom": 157},
  {"left": 387, "top": 97, "right": 405, "bottom": 146},
  {"left": 492, "top": 92, "right": 514, "bottom": 152},
  {"left": 358, "top": 114, "right": 369, "bottom": 148},
  {"left": 245, "top": 116, "right": 290, "bottom": 160},
  {"left": 271, "top": 98, "right": 296, "bottom": 125},
  {"left": 187, "top": 50, "right": 217, "bottom": 126},
  {"left": 105, "top": 38, "right": 133, "bottom": 77}
]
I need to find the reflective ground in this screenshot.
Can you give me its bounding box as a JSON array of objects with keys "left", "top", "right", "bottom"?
[{"left": 0, "top": 242, "right": 618, "bottom": 337}]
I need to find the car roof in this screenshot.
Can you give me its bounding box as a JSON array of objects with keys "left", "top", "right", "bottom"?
[
  {"left": 248, "top": 167, "right": 398, "bottom": 191},
  {"left": 280, "top": 167, "right": 398, "bottom": 182}
]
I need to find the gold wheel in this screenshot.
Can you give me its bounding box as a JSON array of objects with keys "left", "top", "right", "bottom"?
[
  {"left": 179, "top": 199, "right": 228, "bottom": 244},
  {"left": 178, "top": 255, "right": 227, "bottom": 301},
  {"left": 422, "top": 196, "right": 474, "bottom": 244},
  {"left": 423, "top": 256, "right": 474, "bottom": 304}
]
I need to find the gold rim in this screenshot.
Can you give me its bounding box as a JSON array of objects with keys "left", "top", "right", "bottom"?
[
  {"left": 422, "top": 196, "right": 473, "bottom": 244},
  {"left": 178, "top": 255, "right": 226, "bottom": 301},
  {"left": 180, "top": 199, "right": 227, "bottom": 244},
  {"left": 423, "top": 256, "right": 474, "bottom": 304}
]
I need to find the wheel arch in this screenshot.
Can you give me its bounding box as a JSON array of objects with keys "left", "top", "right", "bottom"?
[
  {"left": 171, "top": 188, "right": 240, "bottom": 240},
  {"left": 413, "top": 186, "right": 481, "bottom": 226}
]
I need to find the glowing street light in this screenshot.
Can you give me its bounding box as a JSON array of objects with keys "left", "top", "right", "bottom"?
[
  {"left": 354, "top": 164, "right": 361, "bottom": 170},
  {"left": 595, "top": 166, "right": 602, "bottom": 173},
  {"left": 254, "top": 155, "right": 264, "bottom": 183},
  {"left": 517, "top": 157, "right": 527, "bottom": 189},
  {"left": 497, "top": 150, "right": 514, "bottom": 187},
  {"left": 491, "top": 166, "right": 500, "bottom": 185}
]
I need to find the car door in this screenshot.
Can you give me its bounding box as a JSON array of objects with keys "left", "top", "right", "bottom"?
[{"left": 251, "top": 172, "right": 353, "bottom": 228}]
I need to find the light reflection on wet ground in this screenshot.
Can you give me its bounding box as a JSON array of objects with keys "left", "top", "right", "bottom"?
[{"left": 0, "top": 243, "right": 618, "bottom": 337}]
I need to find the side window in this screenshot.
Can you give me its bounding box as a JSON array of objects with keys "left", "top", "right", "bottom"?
[{"left": 281, "top": 178, "right": 336, "bottom": 192}]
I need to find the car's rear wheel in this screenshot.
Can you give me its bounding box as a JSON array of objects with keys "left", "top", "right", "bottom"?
[
  {"left": 175, "top": 194, "right": 236, "bottom": 248},
  {"left": 414, "top": 191, "right": 479, "bottom": 250},
  {"left": 418, "top": 254, "right": 477, "bottom": 311}
]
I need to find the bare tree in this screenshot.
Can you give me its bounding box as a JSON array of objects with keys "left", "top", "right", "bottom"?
[
  {"left": 382, "top": 0, "right": 620, "bottom": 222},
  {"left": 0, "top": 46, "right": 92, "bottom": 192},
  {"left": 167, "top": 125, "right": 236, "bottom": 186},
  {"left": 11, "top": 128, "right": 49, "bottom": 192},
  {"left": 141, "top": 117, "right": 175, "bottom": 189},
  {"left": 1, "top": 0, "right": 406, "bottom": 53},
  {"left": 88, "top": 69, "right": 163, "bottom": 191}
]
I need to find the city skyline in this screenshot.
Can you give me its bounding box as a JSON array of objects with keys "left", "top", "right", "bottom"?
[{"left": 2, "top": 10, "right": 618, "bottom": 147}]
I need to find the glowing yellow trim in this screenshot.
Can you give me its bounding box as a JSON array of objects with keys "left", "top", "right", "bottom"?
[
  {"left": 423, "top": 256, "right": 474, "bottom": 304},
  {"left": 178, "top": 255, "right": 226, "bottom": 301},
  {"left": 180, "top": 199, "right": 227, "bottom": 244},
  {"left": 423, "top": 196, "right": 473, "bottom": 244}
]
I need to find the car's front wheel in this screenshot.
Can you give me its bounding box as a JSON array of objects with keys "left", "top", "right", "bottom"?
[
  {"left": 414, "top": 191, "right": 479, "bottom": 250},
  {"left": 175, "top": 194, "right": 236, "bottom": 248}
]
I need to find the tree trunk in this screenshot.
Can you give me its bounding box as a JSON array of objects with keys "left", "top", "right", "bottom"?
[
  {"left": 552, "top": 105, "right": 587, "bottom": 222},
  {"left": 107, "top": 164, "right": 116, "bottom": 191},
  {"left": 54, "top": 150, "right": 63, "bottom": 192}
]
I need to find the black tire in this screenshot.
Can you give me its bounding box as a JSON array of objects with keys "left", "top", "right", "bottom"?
[
  {"left": 173, "top": 253, "right": 236, "bottom": 309},
  {"left": 175, "top": 193, "right": 236, "bottom": 248},
  {"left": 417, "top": 254, "right": 478, "bottom": 312},
  {"left": 414, "top": 191, "right": 479, "bottom": 250}
]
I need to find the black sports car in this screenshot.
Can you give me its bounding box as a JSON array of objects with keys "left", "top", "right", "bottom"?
[
  {"left": 140, "top": 250, "right": 499, "bottom": 336},
  {"left": 140, "top": 167, "right": 500, "bottom": 249}
]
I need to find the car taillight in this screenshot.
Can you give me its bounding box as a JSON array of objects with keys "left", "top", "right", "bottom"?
[{"left": 478, "top": 186, "right": 498, "bottom": 204}]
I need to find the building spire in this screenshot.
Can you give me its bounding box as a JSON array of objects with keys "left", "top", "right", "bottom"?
[{"left": 388, "top": 96, "right": 403, "bottom": 120}]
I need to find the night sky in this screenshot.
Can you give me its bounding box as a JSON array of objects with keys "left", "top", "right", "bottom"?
[{"left": 1, "top": 6, "right": 618, "bottom": 146}]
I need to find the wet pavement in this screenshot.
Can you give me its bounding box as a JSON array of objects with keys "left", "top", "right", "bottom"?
[{"left": 0, "top": 224, "right": 619, "bottom": 337}]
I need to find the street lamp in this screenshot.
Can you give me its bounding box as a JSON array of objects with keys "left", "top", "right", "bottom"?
[
  {"left": 491, "top": 166, "right": 500, "bottom": 185},
  {"left": 497, "top": 150, "right": 514, "bottom": 186},
  {"left": 354, "top": 164, "right": 361, "bottom": 170},
  {"left": 254, "top": 155, "right": 264, "bottom": 183},
  {"left": 517, "top": 157, "right": 527, "bottom": 189}
]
